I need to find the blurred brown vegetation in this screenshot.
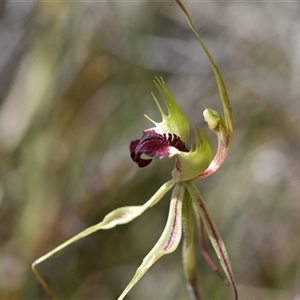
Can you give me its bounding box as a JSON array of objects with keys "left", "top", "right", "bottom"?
[{"left": 0, "top": 1, "right": 300, "bottom": 299}]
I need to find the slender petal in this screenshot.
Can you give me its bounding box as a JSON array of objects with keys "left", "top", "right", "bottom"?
[
  {"left": 182, "top": 189, "right": 201, "bottom": 300},
  {"left": 117, "top": 183, "right": 185, "bottom": 300},
  {"left": 184, "top": 183, "right": 238, "bottom": 300},
  {"left": 32, "top": 179, "right": 175, "bottom": 300}
]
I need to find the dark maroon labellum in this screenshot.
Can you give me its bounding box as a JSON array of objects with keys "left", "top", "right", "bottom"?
[{"left": 130, "top": 130, "right": 189, "bottom": 168}]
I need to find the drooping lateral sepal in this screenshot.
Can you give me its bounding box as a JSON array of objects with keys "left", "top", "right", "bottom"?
[
  {"left": 184, "top": 182, "right": 238, "bottom": 300},
  {"left": 117, "top": 183, "right": 185, "bottom": 300},
  {"left": 182, "top": 189, "right": 201, "bottom": 300},
  {"left": 144, "top": 77, "right": 190, "bottom": 143},
  {"left": 31, "top": 179, "right": 176, "bottom": 300}
]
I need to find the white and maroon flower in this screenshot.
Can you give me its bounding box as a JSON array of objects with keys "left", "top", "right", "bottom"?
[
  {"left": 129, "top": 74, "right": 234, "bottom": 184},
  {"left": 121, "top": 73, "right": 236, "bottom": 300}
]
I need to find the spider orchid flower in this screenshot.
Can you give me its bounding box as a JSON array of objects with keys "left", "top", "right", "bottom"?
[
  {"left": 124, "top": 75, "right": 237, "bottom": 300},
  {"left": 130, "top": 77, "right": 214, "bottom": 182},
  {"left": 31, "top": 1, "right": 237, "bottom": 300}
]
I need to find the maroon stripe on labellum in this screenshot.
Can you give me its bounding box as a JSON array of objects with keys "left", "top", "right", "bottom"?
[{"left": 130, "top": 130, "right": 189, "bottom": 168}]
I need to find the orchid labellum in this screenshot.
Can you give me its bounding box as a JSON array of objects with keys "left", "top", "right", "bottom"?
[{"left": 32, "top": 1, "right": 238, "bottom": 299}]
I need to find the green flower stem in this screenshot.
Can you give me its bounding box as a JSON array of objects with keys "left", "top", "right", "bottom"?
[
  {"left": 117, "top": 183, "right": 185, "bottom": 300},
  {"left": 182, "top": 189, "right": 201, "bottom": 300},
  {"left": 185, "top": 182, "right": 238, "bottom": 300}
]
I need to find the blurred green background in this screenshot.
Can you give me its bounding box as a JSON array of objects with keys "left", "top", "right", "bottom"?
[{"left": 0, "top": 1, "right": 300, "bottom": 299}]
